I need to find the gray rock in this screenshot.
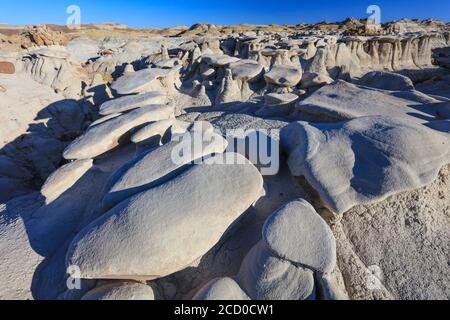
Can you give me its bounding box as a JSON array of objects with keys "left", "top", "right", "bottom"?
[
  {"left": 237, "top": 241, "right": 314, "bottom": 300},
  {"left": 281, "top": 116, "right": 450, "bottom": 213},
  {"left": 63, "top": 104, "right": 174, "bottom": 160},
  {"left": 263, "top": 200, "right": 336, "bottom": 273},
  {"left": 99, "top": 91, "right": 166, "bottom": 115},
  {"left": 193, "top": 278, "right": 250, "bottom": 300},
  {"left": 41, "top": 159, "right": 93, "bottom": 204},
  {"left": 111, "top": 67, "right": 180, "bottom": 95},
  {"left": 264, "top": 64, "right": 302, "bottom": 87},
  {"left": 67, "top": 153, "right": 264, "bottom": 280},
  {"left": 103, "top": 130, "right": 228, "bottom": 209}
]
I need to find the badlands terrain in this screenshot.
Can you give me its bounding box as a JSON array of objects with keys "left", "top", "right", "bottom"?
[{"left": 0, "top": 18, "right": 449, "bottom": 300}]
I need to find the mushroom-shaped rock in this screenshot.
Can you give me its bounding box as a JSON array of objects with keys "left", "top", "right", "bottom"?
[
  {"left": 280, "top": 116, "right": 450, "bottom": 213},
  {"left": 358, "top": 71, "right": 415, "bottom": 91},
  {"left": 262, "top": 200, "right": 336, "bottom": 273},
  {"left": 229, "top": 59, "right": 264, "bottom": 82},
  {"left": 41, "top": 159, "right": 93, "bottom": 204},
  {"left": 103, "top": 128, "right": 228, "bottom": 209},
  {"left": 237, "top": 241, "right": 314, "bottom": 300},
  {"left": 67, "top": 153, "right": 264, "bottom": 280},
  {"left": 111, "top": 67, "right": 180, "bottom": 95},
  {"left": 99, "top": 91, "right": 166, "bottom": 115},
  {"left": 131, "top": 119, "right": 175, "bottom": 144},
  {"left": 154, "top": 58, "right": 181, "bottom": 69},
  {"left": 300, "top": 72, "right": 334, "bottom": 89},
  {"left": 264, "top": 64, "right": 302, "bottom": 87},
  {"left": 64, "top": 104, "right": 174, "bottom": 160},
  {"left": 193, "top": 278, "right": 250, "bottom": 300},
  {"left": 202, "top": 54, "right": 240, "bottom": 67},
  {"left": 81, "top": 282, "right": 154, "bottom": 300},
  {"left": 257, "top": 93, "right": 299, "bottom": 117}
]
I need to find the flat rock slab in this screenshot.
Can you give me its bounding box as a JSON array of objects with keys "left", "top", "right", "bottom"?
[
  {"left": 237, "top": 241, "right": 314, "bottom": 300},
  {"left": 103, "top": 130, "right": 228, "bottom": 209},
  {"left": 281, "top": 116, "right": 450, "bottom": 213},
  {"left": 202, "top": 54, "right": 240, "bottom": 67},
  {"left": 193, "top": 278, "right": 250, "bottom": 300},
  {"left": 81, "top": 282, "right": 155, "bottom": 300},
  {"left": 67, "top": 153, "right": 264, "bottom": 280},
  {"left": 99, "top": 92, "right": 166, "bottom": 115},
  {"left": 296, "top": 80, "right": 435, "bottom": 124},
  {"left": 41, "top": 159, "right": 93, "bottom": 204},
  {"left": 263, "top": 200, "right": 336, "bottom": 273},
  {"left": 264, "top": 64, "right": 302, "bottom": 87},
  {"left": 64, "top": 104, "right": 174, "bottom": 160},
  {"left": 111, "top": 67, "right": 180, "bottom": 95}
]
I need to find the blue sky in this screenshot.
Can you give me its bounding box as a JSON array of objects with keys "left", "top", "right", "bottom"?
[{"left": 0, "top": 0, "right": 449, "bottom": 28}]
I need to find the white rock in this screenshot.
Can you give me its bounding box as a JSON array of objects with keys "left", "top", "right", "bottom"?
[
  {"left": 99, "top": 92, "right": 166, "bottom": 115},
  {"left": 103, "top": 129, "right": 228, "bottom": 209},
  {"left": 237, "top": 241, "right": 314, "bottom": 300},
  {"left": 281, "top": 116, "right": 450, "bottom": 213},
  {"left": 63, "top": 104, "right": 174, "bottom": 160},
  {"left": 264, "top": 93, "right": 299, "bottom": 106},
  {"left": 263, "top": 200, "right": 336, "bottom": 273},
  {"left": 81, "top": 282, "right": 155, "bottom": 300},
  {"left": 111, "top": 67, "right": 180, "bottom": 95},
  {"left": 296, "top": 80, "right": 437, "bottom": 124},
  {"left": 358, "top": 71, "right": 415, "bottom": 91},
  {"left": 67, "top": 153, "right": 264, "bottom": 280},
  {"left": 202, "top": 54, "right": 240, "bottom": 67},
  {"left": 229, "top": 59, "right": 264, "bottom": 82},
  {"left": 300, "top": 72, "right": 334, "bottom": 89},
  {"left": 264, "top": 64, "right": 302, "bottom": 87},
  {"left": 131, "top": 119, "right": 175, "bottom": 144},
  {"left": 193, "top": 278, "right": 250, "bottom": 300},
  {"left": 41, "top": 159, "right": 93, "bottom": 204}
]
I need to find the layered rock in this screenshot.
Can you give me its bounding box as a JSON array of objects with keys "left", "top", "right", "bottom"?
[{"left": 63, "top": 104, "right": 174, "bottom": 160}]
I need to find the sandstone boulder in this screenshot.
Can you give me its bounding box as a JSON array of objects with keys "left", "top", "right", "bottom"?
[
  {"left": 358, "top": 71, "right": 415, "bottom": 91},
  {"left": 67, "top": 153, "right": 264, "bottom": 280},
  {"left": 237, "top": 241, "right": 315, "bottom": 300},
  {"left": 99, "top": 92, "right": 166, "bottom": 115},
  {"left": 281, "top": 116, "right": 450, "bottom": 213},
  {"left": 41, "top": 159, "right": 93, "bottom": 204},
  {"left": 103, "top": 128, "right": 228, "bottom": 209},
  {"left": 63, "top": 104, "right": 174, "bottom": 160},
  {"left": 262, "top": 200, "right": 336, "bottom": 273}
]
